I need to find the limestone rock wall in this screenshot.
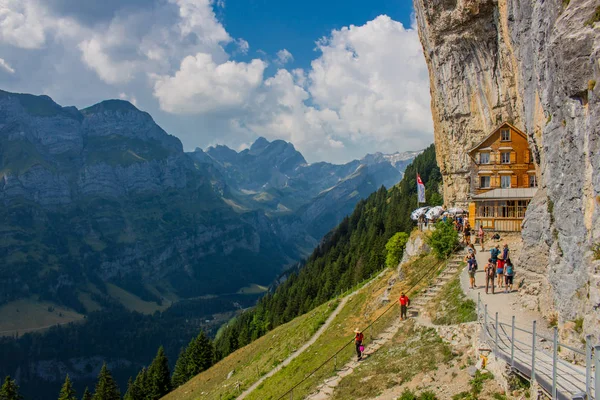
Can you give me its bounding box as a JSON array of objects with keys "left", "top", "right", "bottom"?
[{"left": 414, "top": 0, "right": 600, "bottom": 336}]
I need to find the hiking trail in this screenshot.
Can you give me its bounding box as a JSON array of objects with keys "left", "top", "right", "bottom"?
[
  {"left": 236, "top": 271, "right": 387, "bottom": 400},
  {"left": 305, "top": 251, "right": 466, "bottom": 400}
]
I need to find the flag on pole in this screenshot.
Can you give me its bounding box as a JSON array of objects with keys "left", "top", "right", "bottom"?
[{"left": 417, "top": 174, "right": 426, "bottom": 203}]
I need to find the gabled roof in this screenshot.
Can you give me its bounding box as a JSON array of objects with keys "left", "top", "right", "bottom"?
[{"left": 468, "top": 122, "right": 528, "bottom": 154}]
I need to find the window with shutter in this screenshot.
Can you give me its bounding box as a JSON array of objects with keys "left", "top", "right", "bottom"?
[
  {"left": 510, "top": 151, "right": 516, "bottom": 163},
  {"left": 511, "top": 174, "right": 518, "bottom": 187},
  {"left": 501, "top": 152, "right": 511, "bottom": 164},
  {"left": 501, "top": 175, "right": 511, "bottom": 188},
  {"left": 524, "top": 150, "right": 530, "bottom": 164}
]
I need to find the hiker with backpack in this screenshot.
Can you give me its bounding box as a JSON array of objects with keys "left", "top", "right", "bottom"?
[
  {"left": 399, "top": 293, "right": 410, "bottom": 320},
  {"left": 484, "top": 258, "right": 496, "bottom": 294},
  {"left": 467, "top": 255, "right": 478, "bottom": 289},
  {"left": 354, "top": 328, "right": 364, "bottom": 360},
  {"left": 504, "top": 259, "right": 515, "bottom": 293}
]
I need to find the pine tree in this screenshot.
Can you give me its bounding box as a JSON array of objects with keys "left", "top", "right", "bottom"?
[
  {"left": 81, "top": 387, "right": 92, "bottom": 400},
  {"left": 58, "top": 375, "right": 77, "bottom": 400},
  {"left": 123, "top": 368, "right": 148, "bottom": 400},
  {"left": 0, "top": 376, "right": 23, "bottom": 400},
  {"left": 186, "top": 332, "right": 214, "bottom": 378},
  {"left": 92, "top": 364, "right": 120, "bottom": 400},
  {"left": 171, "top": 347, "right": 189, "bottom": 388},
  {"left": 147, "top": 347, "right": 171, "bottom": 399}
]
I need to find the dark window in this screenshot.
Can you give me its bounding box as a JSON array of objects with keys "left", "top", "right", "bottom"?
[{"left": 480, "top": 176, "right": 491, "bottom": 188}]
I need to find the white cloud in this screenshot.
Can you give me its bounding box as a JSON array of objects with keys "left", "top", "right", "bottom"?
[
  {"left": 307, "top": 15, "right": 432, "bottom": 147},
  {"left": 151, "top": 15, "right": 432, "bottom": 161},
  {"left": 169, "top": 0, "right": 230, "bottom": 45},
  {"left": 152, "top": 53, "right": 266, "bottom": 114},
  {"left": 276, "top": 49, "right": 293, "bottom": 65},
  {"left": 235, "top": 38, "right": 249, "bottom": 55},
  {"left": 226, "top": 16, "right": 432, "bottom": 160},
  {"left": 0, "top": 0, "right": 47, "bottom": 49},
  {"left": 0, "top": 57, "right": 14, "bottom": 73}
]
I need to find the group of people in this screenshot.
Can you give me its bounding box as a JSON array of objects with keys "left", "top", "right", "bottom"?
[{"left": 466, "top": 243, "right": 514, "bottom": 294}]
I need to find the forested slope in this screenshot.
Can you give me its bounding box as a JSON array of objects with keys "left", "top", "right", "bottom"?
[{"left": 213, "top": 144, "right": 442, "bottom": 358}]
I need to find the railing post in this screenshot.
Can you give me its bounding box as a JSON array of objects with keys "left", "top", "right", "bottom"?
[
  {"left": 594, "top": 345, "right": 600, "bottom": 400},
  {"left": 511, "top": 315, "right": 515, "bottom": 368},
  {"left": 477, "top": 292, "right": 481, "bottom": 319},
  {"left": 495, "top": 312, "right": 499, "bottom": 354},
  {"left": 552, "top": 327, "right": 558, "bottom": 399},
  {"left": 532, "top": 320, "right": 537, "bottom": 385},
  {"left": 484, "top": 304, "right": 488, "bottom": 338},
  {"left": 586, "top": 335, "right": 592, "bottom": 399}
]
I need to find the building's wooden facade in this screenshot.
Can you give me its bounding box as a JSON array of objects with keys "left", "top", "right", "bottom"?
[
  {"left": 468, "top": 122, "right": 537, "bottom": 194},
  {"left": 467, "top": 123, "right": 538, "bottom": 232}
]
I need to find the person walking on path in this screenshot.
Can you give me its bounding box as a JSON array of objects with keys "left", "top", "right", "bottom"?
[
  {"left": 490, "top": 245, "right": 500, "bottom": 266},
  {"left": 478, "top": 226, "right": 485, "bottom": 251},
  {"left": 485, "top": 258, "right": 496, "bottom": 294},
  {"left": 463, "top": 222, "right": 471, "bottom": 245},
  {"left": 467, "top": 255, "right": 478, "bottom": 289},
  {"left": 354, "top": 328, "right": 364, "bottom": 360},
  {"left": 496, "top": 244, "right": 509, "bottom": 288},
  {"left": 468, "top": 243, "right": 477, "bottom": 256},
  {"left": 501, "top": 244, "right": 510, "bottom": 265},
  {"left": 504, "top": 259, "right": 515, "bottom": 293},
  {"left": 399, "top": 293, "right": 410, "bottom": 320}
]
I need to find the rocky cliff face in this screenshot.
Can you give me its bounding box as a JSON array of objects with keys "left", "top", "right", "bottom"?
[{"left": 414, "top": 0, "right": 600, "bottom": 335}]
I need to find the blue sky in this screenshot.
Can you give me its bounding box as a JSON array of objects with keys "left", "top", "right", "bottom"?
[{"left": 0, "top": 0, "right": 432, "bottom": 163}]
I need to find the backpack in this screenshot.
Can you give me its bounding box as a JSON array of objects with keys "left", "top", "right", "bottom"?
[
  {"left": 491, "top": 249, "right": 499, "bottom": 259},
  {"left": 506, "top": 264, "right": 514, "bottom": 276},
  {"left": 487, "top": 265, "right": 495, "bottom": 277}
]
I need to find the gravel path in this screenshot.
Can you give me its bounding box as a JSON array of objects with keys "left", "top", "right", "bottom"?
[{"left": 460, "top": 244, "right": 588, "bottom": 399}]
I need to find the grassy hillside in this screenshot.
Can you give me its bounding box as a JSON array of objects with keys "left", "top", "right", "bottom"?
[
  {"left": 168, "top": 252, "right": 443, "bottom": 400},
  {"left": 163, "top": 300, "right": 338, "bottom": 400},
  {"left": 244, "top": 254, "right": 440, "bottom": 400}
]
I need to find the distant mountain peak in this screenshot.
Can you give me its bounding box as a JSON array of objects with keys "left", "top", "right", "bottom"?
[
  {"left": 81, "top": 99, "right": 140, "bottom": 115},
  {"left": 249, "top": 137, "right": 270, "bottom": 154}
]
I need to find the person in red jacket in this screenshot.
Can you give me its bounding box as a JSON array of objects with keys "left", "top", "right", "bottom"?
[
  {"left": 354, "top": 328, "right": 364, "bottom": 360},
  {"left": 399, "top": 293, "right": 410, "bottom": 320}
]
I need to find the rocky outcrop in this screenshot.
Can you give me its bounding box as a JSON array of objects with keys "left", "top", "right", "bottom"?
[{"left": 414, "top": 0, "right": 600, "bottom": 336}]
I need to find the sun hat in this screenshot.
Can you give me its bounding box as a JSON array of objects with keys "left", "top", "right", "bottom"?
[{"left": 354, "top": 328, "right": 362, "bottom": 333}]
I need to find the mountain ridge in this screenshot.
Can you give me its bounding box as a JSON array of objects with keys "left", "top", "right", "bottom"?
[{"left": 0, "top": 89, "right": 422, "bottom": 311}]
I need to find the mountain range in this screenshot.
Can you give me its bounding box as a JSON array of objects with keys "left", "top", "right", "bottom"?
[{"left": 0, "top": 89, "right": 421, "bottom": 316}]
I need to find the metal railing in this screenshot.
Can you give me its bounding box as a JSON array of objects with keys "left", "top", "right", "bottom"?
[{"left": 477, "top": 293, "right": 596, "bottom": 400}]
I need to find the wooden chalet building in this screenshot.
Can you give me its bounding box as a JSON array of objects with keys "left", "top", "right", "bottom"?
[{"left": 467, "top": 122, "right": 538, "bottom": 232}]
